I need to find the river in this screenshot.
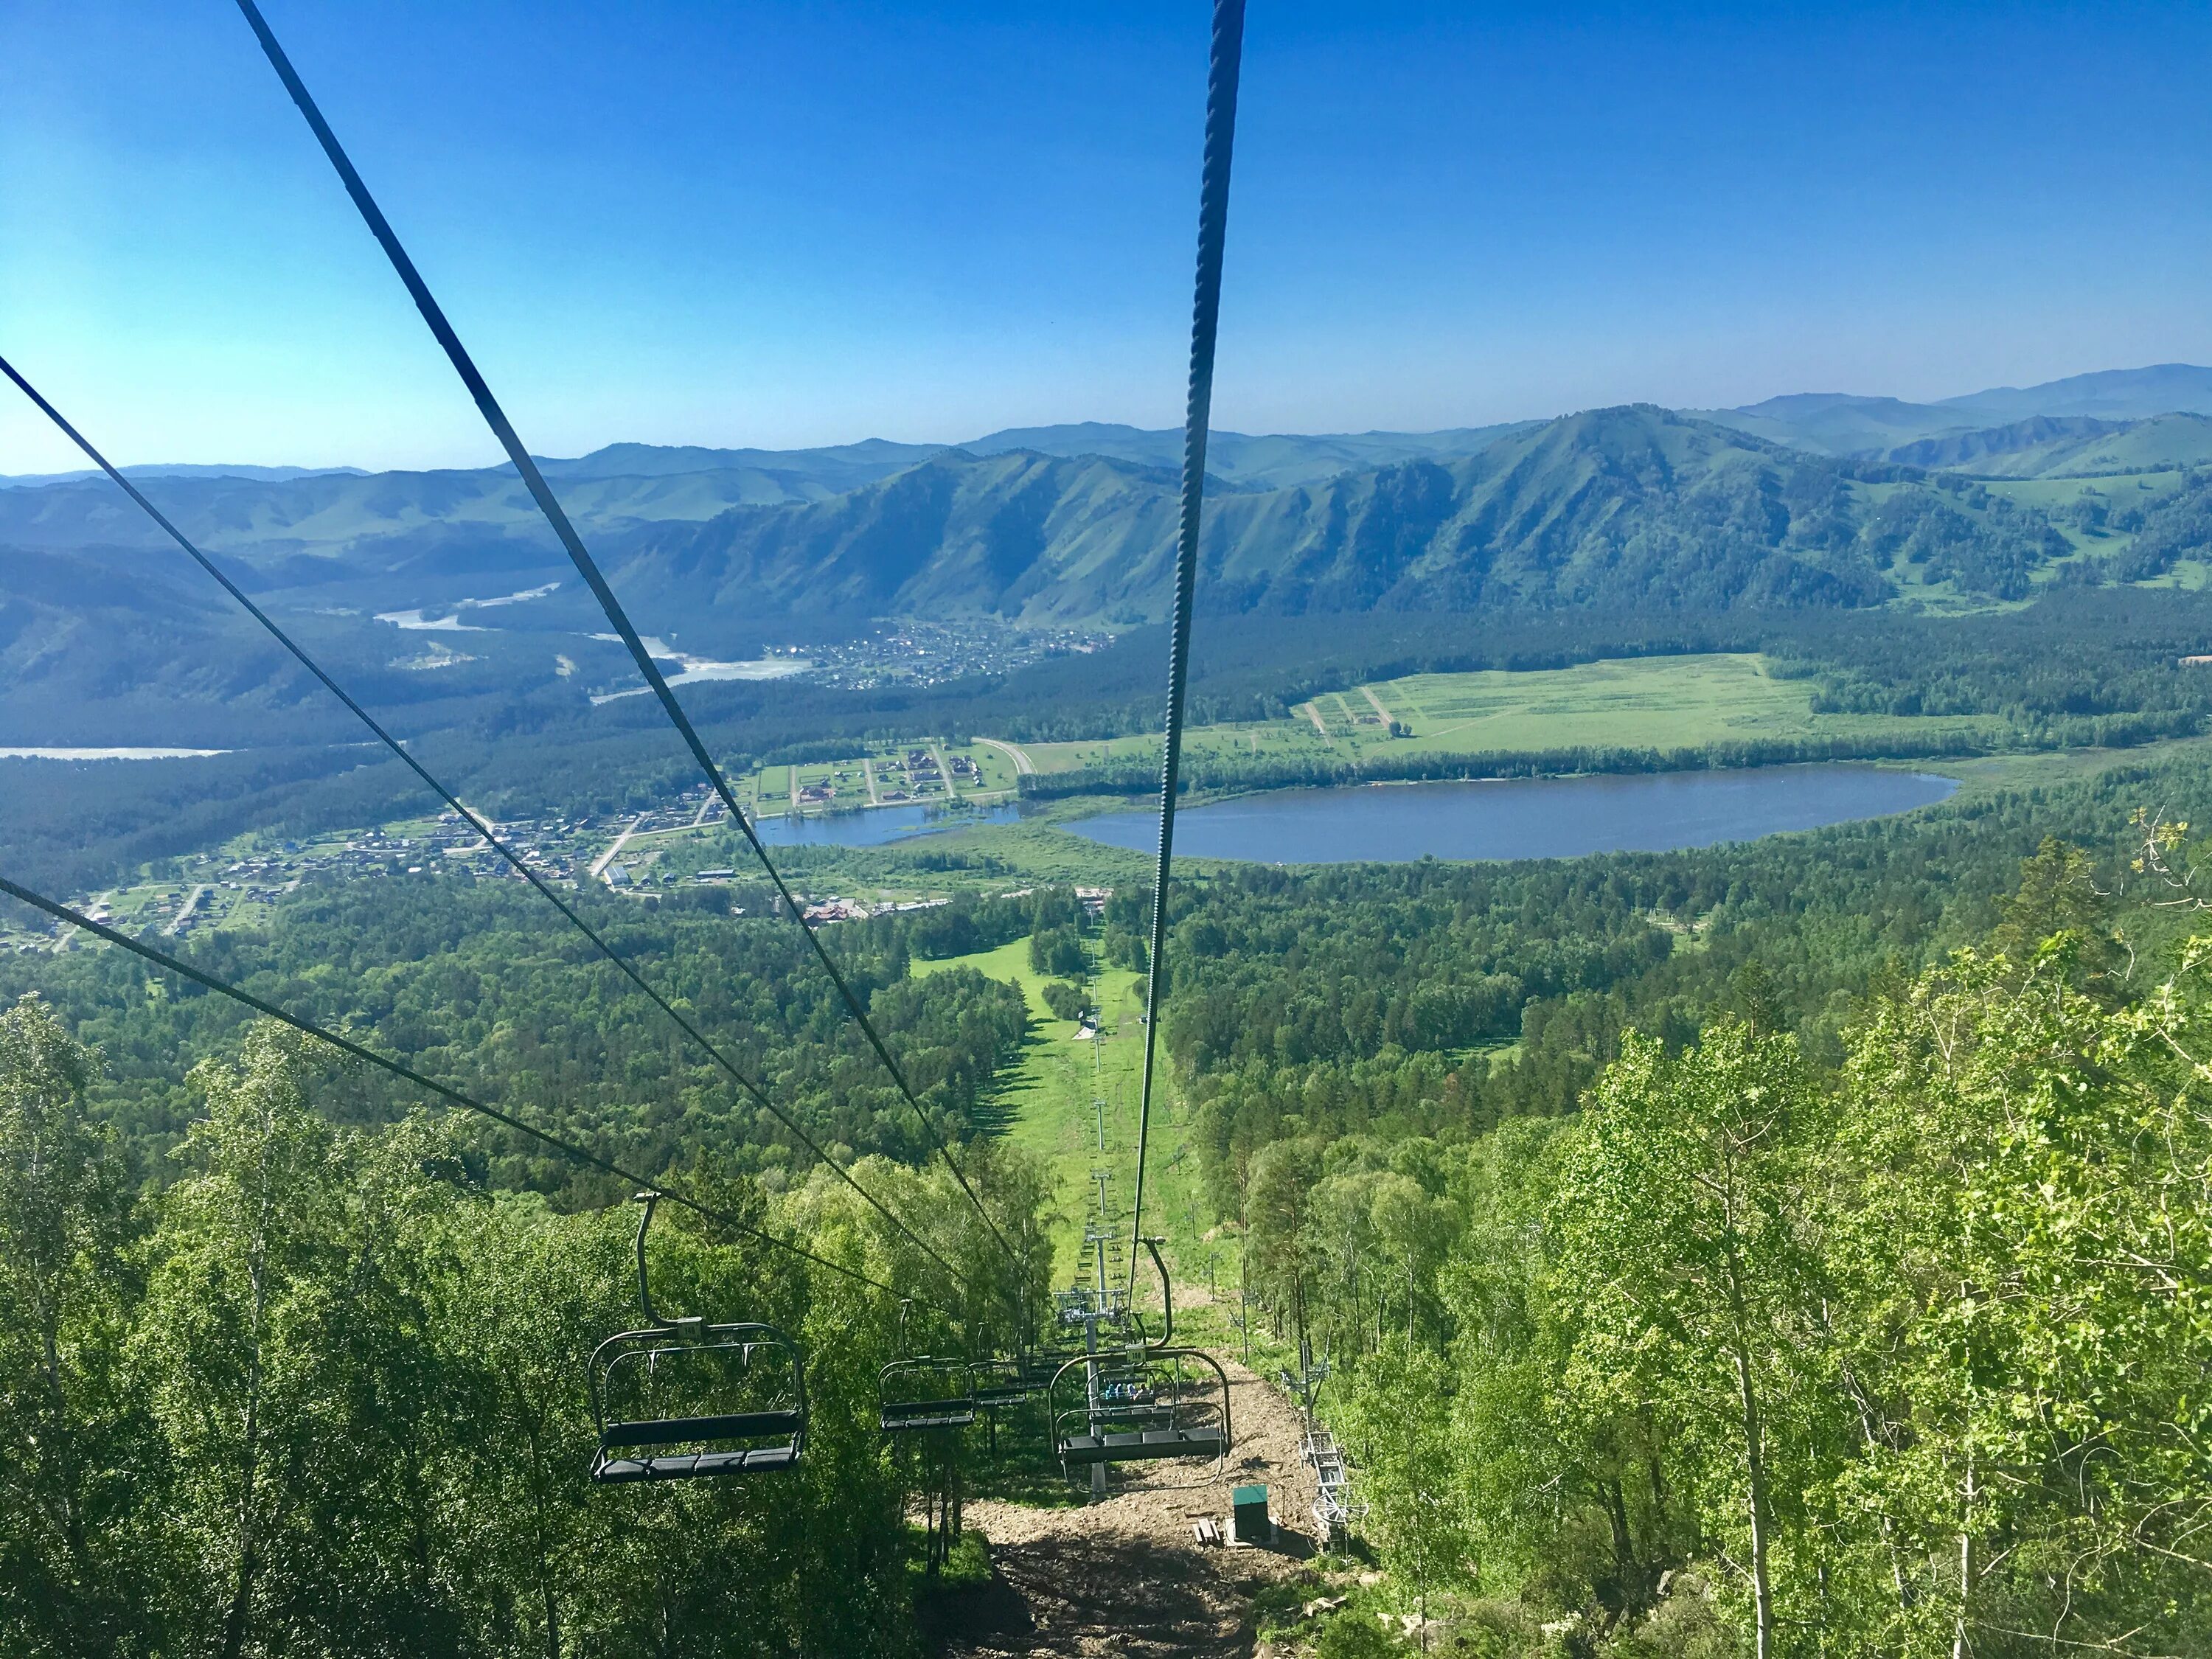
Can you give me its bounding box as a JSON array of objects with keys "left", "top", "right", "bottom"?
[{"left": 1067, "top": 763, "right": 1958, "bottom": 864}]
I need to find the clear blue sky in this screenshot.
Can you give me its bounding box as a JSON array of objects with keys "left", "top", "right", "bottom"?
[{"left": 6, "top": 1, "right": 2211, "bottom": 472}]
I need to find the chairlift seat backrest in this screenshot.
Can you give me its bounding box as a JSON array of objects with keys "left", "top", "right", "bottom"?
[
  {"left": 589, "top": 1318, "right": 809, "bottom": 1484},
  {"left": 878, "top": 1355, "right": 978, "bottom": 1433},
  {"left": 1046, "top": 1347, "right": 1233, "bottom": 1471}
]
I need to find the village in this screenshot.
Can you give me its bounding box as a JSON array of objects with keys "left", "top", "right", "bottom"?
[{"left": 0, "top": 734, "right": 1069, "bottom": 952}]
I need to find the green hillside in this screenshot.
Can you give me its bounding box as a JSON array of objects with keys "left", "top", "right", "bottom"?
[{"left": 12, "top": 401, "right": 2212, "bottom": 649}]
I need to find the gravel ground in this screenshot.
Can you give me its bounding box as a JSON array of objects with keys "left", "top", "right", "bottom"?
[{"left": 929, "top": 1357, "right": 1321, "bottom": 1658}]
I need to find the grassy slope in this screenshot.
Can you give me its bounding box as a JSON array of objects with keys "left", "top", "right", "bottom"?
[{"left": 914, "top": 936, "right": 1221, "bottom": 1332}]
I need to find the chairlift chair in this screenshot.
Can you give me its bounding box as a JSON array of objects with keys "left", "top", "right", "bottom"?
[
  {"left": 878, "top": 1356, "right": 978, "bottom": 1434},
  {"left": 970, "top": 1356, "right": 1035, "bottom": 1412},
  {"left": 1047, "top": 1237, "right": 1232, "bottom": 1470},
  {"left": 588, "top": 1193, "right": 808, "bottom": 1483},
  {"left": 969, "top": 1356, "right": 1029, "bottom": 1455},
  {"left": 1048, "top": 1346, "right": 1231, "bottom": 1468}
]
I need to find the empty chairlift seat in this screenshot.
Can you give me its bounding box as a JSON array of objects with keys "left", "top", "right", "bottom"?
[
  {"left": 587, "top": 1193, "right": 810, "bottom": 1484},
  {"left": 879, "top": 1357, "right": 978, "bottom": 1434},
  {"left": 1049, "top": 1348, "right": 1233, "bottom": 1468},
  {"left": 591, "top": 1321, "right": 809, "bottom": 1481},
  {"left": 970, "top": 1357, "right": 1037, "bottom": 1412}
]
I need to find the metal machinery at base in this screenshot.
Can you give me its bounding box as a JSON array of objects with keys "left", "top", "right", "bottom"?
[
  {"left": 1301, "top": 1422, "right": 1366, "bottom": 1548},
  {"left": 1284, "top": 1354, "right": 1366, "bottom": 1547},
  {"left": 588, "top": 1194, "right": 808, "bottom": 1483}
]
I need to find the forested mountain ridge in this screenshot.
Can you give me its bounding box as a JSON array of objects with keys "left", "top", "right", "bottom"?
[
  {"left": 633, "top": 404, "right": 2080, "bottom": 619},
  {"left": 1887, "top": 410, "right": 2212, "bottom": 478},
  {"left": 10, "top": 378, "right": 2212, "bottom": 641}
]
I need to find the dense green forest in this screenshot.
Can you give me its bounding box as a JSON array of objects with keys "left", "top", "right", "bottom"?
[
  {"left": 0, "top": 880, "right": 1068, "bottom": 1189},
  {"left": 1176, "top": 754, "right": 2212, "bottom": 1654},
  {"left": 0, "top": 998, "right": 1046, "bottom": 1655},
  {"left": 0, "top": 870, "right": 1069, "bottom": 1654}
]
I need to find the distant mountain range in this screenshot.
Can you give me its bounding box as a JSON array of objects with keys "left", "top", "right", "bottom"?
[
  {"left": 0, "top": 462, "right": 369, "bottom": 490},
  {"left": 15, "top": 362, "right": 2212, "bottom": 493},
  {"left": 12, "top": 363, "right": 2212, "bottom": 737},
  {"left": 1695, "top": 364, "right": 2212, "bottom": 461}
]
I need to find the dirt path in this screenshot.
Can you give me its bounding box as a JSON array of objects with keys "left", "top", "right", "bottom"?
[
  {"left": 1360, "top": 685, "right": 1394, "bottom": 725},
  {"left": 1299, "top": 703, "right": 1331, "bottom": 742},
  {"left": 933, "top": 1357, "right": 1319, "bottom": 1658}
]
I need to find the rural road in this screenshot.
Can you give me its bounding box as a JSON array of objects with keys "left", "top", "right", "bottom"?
[
  {"left": 588, "top": 813, "right": 644, "bottom": 880},
  {"left": 977, "top": 737, "right": 1036, "bottom": 777},
  {"left": 164, "top": 884, "right": 207, "bottom": 936}
]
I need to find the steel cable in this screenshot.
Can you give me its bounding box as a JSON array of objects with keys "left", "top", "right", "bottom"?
[
  {"left": 0, "top": 874, "right": 923, "bottom": 1304},
  {"left": 1128, "top": 0, "right": 1248, "bottom": 1297},
  {"left": 0, "top": 352, "right": 984, "bottom": 1305},
  {"left": 232, "top": 0, "right": 1020, "bottom": 1276}
]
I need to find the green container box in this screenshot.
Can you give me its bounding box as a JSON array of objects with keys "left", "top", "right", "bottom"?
[{"left": 1231, "top": 1484, "right": 1270, "bottom": 1543}]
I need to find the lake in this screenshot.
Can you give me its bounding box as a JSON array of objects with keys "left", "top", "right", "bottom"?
[
  {"left": 754, "top": 801, "right": 1020, "bottom": 849},
  {"left": 1067, "top": 764, "right": 1958, "bottom": 864}
]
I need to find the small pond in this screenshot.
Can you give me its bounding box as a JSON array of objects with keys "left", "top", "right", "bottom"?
[{"left": 1068, "top": 764, "right": 1958, "bottom": 865}]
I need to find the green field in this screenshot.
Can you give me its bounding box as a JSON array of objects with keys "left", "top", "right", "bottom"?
[{"left": 1015, "top": 652, "right": 2008, "bottom": 776}]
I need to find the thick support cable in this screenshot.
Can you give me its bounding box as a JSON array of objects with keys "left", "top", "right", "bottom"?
[
  {"left": 1129, "top": 0, "right": 1247, "bottom": 1298},
  {"left": 0, "top": 873, "right": 917, "bottom": 1302},
  {"left": 0, "top": 353, "right": 981, "bottom": 1305},
  {"left": 233, "top": 0, "right": 1020, "bottom": 1277}
]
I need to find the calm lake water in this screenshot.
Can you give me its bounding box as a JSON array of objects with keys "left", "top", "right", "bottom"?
[
  {"left": 754, "top": 801, "right": 1020, "bottom": 849},
  {"left": 1068, "top": 764, "right": 1958, "bottom": 865}
]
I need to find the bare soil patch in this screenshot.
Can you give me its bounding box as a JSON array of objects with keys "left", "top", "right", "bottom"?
[{"left": 928, "top": 1357, "right": 1321, "bottom": 1658}]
